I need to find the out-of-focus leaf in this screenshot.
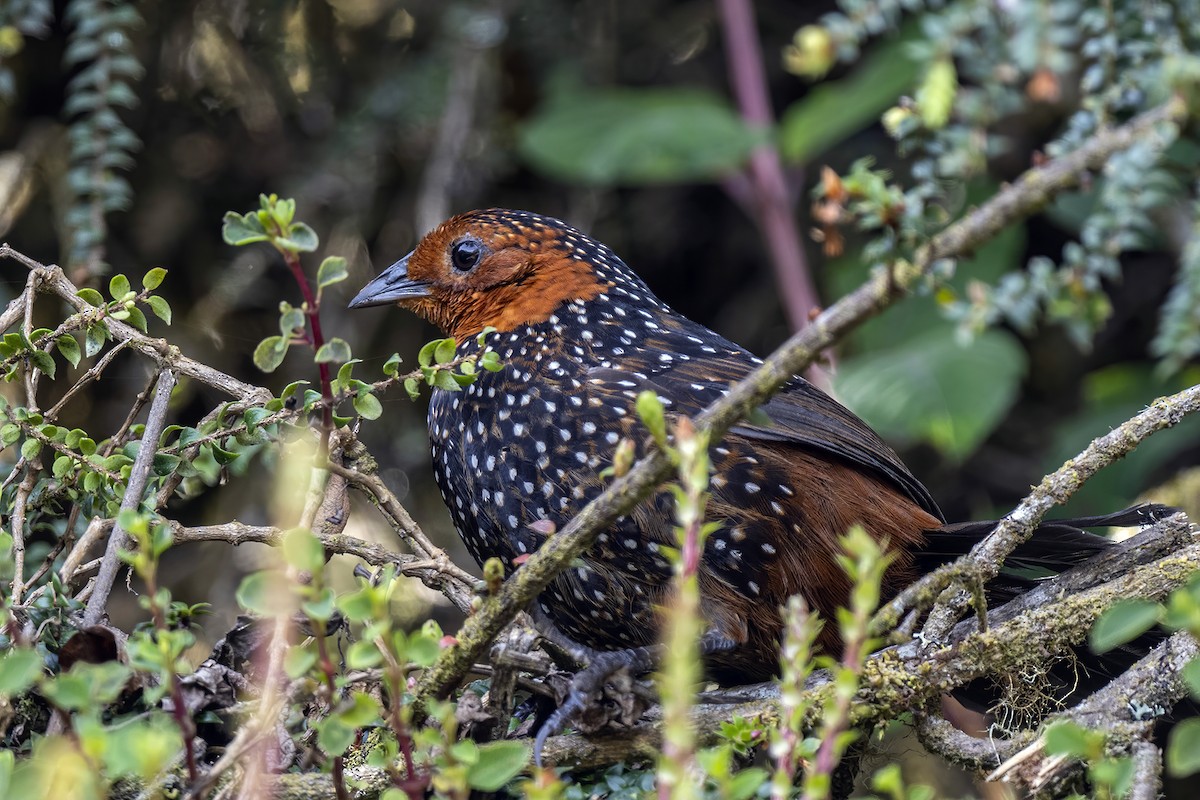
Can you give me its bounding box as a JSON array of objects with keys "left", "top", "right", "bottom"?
[
  {"left": 834, "top": 329, "right": 1026, "bottom": 461},
  {"left": 1089, "top": 599, "right": 1160, "bottom": 653},
  {"left": 520, "top": 88, "right": 763, "bottom": 185},
  {"left": 779, "top": 35, "right": 920, "bottom": 163}
]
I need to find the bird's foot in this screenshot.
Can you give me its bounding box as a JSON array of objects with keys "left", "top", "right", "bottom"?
[
  {"left": 530, "top": 631, "right": 738, "bottom": 765},
  {"left": 532, "top": 645, "right": 659, "bottom": 766}
]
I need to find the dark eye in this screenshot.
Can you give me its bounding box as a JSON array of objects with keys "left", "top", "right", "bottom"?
[{"left": 450, "top": 239, "right": 483, "bottom": 272}]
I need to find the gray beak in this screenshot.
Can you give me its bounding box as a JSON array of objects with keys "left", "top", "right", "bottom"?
[{"left": 347, "top": 252, "right": 431, "bottom": 308}]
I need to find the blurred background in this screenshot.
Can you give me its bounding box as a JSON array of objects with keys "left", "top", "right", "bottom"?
[{"left": 1, "top": 2, "right": 1199, "bottom": 790}]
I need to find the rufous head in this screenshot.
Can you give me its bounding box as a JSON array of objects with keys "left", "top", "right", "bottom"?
[{"left": 349, "top": 209, "right": 616, "bottom": 340}]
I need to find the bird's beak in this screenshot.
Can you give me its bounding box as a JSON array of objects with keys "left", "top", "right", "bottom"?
[{"left": 347, "top": 252, "right": 432, "bottom": 309}]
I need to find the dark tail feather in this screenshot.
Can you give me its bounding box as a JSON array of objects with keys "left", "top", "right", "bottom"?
[
  {"left": 916, "top": 503, "right": 1177, "bottom": 593},
  {"left": 914, "top": 503, "right": 1179, "bottom": 716}
]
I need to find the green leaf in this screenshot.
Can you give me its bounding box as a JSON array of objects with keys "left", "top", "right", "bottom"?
[
  {"left": 340, "top": 692, "right": 380, "bottom": 727},
  {"left": 915, "top": 57, "right": 957, "bottom": 130},
  {"left": 31, "top": 349, "right": 55, "bottom": 378},
  {"left": 125, "top": 306, "right": 149, "bottom": 333},
  {"left": 1042, "top": 721, "right": 1093, "bottom": 758},
  {"left": 282, "top": 527, "right": 325, "bottom": 574},
  {"left": 345, "top": 639, "right": 383, "bottom": 669},
  {"left": 302, "top": 587, "right": 336, "bottom": 621},
  {"left": 152, "top": 453, "right": 181, "bottom": 476},
  {"left": 317, "top": 256, "right": 349, "bottom": 289},
  {"left": 56, "top": 336, "right": 82, "bottom": 368},
  {"left": 353, "top": 392, "right": 383, "bottom": 420},
  {"left": 142, "top": 268, "right": 167, "bottom": 290},
  {"left": 277, "top": 222, "right": 319, "bottom": 253},
  {"left": 1168, "top": 717, "right": 1200, "bottom": 777},
  {"left": 432, "top": 370, "right": 461, "bottom": 392},
  {"left": 726, "top": 767, "right": 768, "bottom": 800},
  {"left": 236, "top": 571, "right": 293, "bottom": 615},
  {"left": 780, "top": 34, "right": 920, "bottom": 163},
  {"left": 417, "top": 339, "right": 438, "bottom": 368},
  {"left": 278, "top": 304, "right": 305, "bottom": 336},
  {"left": 53, "top": 455, "right": 74, "bottom": 479},
  {"left": 833, "top": 329, "right": 1026, "bottom": 461},
  {"left": 222, "top": 211, "right": 270, "bottom": 246},
  {"left": 0, "top": 749, "right": 12, "bottom": 798},
  {"left": 253, "top": 335, "right": 289, "bottom": 373},
  {"left": 101, "top": 713, "right": 182, "bottom": 781},
  {"left": 1090, "top": 599, "right": 1161, "bottom": 654},
  {"left": 20, "top": 438, "right": 41, "bottom": 460},
  {"left": 243, "top": 407, "right": 273, "bottom": 432},
  {"left": 0, "top": 649, "right": 42, "bottom": 696},
  {"left": 403, "top": 377, "right": 421, "bottom": 400},
  {"left": 383, "top": 353, "right": 402, "bottom": 377},
  {"left": 108, "top": 274, "right": 131, "bottom": 301},
  {"left": 317, "top": 718, "right": 355, "bottom": 757},
  {"left": 284, "top": 646, "right": 318, "bottom": 679},
  {"left": 85, "top": 322, "right": 108, "bottom": 357},
  {"left": 466, "top": 741, "right": 530, "bottom": 791},
  {"left": 434, "top": 337, "right": 457, "bottom": 364},
  {"left": 77, "top": 287, "right": 105, "bottom": 306},
  {"left": 146, "top": 295, "right": 172, "bottom": 324},
  {"left": 314, "top": 338, "right": 352, "bottom": 364},
  {"left": 1182, "top": 658, "right": 1200, "bottom": 700},
  {"left": 520, "top": 87, "right": 763, "bottom": 185},
  {"left": 635, "top": 390, "right": 667, "bottom": 447}
]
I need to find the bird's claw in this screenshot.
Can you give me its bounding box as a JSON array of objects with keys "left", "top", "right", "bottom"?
[{"left": 532, "top": 650, "right": 653, "bottom": 766}]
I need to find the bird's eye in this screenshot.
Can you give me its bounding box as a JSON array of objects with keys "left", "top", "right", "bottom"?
[{"left": 450, "top": 239, "right": 483, "bottom": 273}]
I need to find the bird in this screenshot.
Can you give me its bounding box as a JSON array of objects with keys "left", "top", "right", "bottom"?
[{"left": 348, "top": 208, "right": 1165, "bottom": 700}]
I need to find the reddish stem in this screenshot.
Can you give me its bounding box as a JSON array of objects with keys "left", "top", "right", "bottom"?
[
  {"left": 278, "top": 248, "right": 334, "bottom": 444},
  {"left": 145, "top": 574, "right": 200, "bottom": 784},
  {"left": 314, "top": 630, "right": 351, "bottom": 800},
  {"left": 716, "top": 0, "right": 822, "bottom": 334}
]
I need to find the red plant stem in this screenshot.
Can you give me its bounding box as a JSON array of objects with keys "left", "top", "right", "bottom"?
[
  {"left": 384, "top": 668, "right": 426, "bottom": 799},
  {"left": 805, "top": 632, "right": 864, "bottom": 798},
  {"left": 280, "top": 250, "right": 333, "bottom": 443},
  {"left": 314, "top": 630, "right": 351, "bottom": 800},
  {"left": 716, "top": 0, "right": 822, "bottom": 335},
  {"left": 145, "top": 573, "right": 200, "bottom": 783}
]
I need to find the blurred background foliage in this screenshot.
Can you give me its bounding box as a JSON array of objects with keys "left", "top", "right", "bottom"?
[{"left": 1, "top": 0, "right": 1199, "bottom": 659}]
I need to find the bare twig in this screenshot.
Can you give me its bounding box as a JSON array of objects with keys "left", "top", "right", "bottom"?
[
  {"left": 82, "top": 369, "right": 177, "bottom": 626},
  {"left": 0, "top": 248, "right": 270, "bottom": 402},
  {"left": 877, "top": 380, "right": 1200, "bottom": 642}
]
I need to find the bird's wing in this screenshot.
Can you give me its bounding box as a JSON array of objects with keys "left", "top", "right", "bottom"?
[{"left": 583, "top": 325, "right": 943, "bottom": 522}]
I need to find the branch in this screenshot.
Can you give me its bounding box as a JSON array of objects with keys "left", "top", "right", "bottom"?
[
  {"left": 535, "top": 516, "right": 1199, "bottom": 769},
  {"left": 0, "top": 247, "right": 270, "bottom": 403},
  {"left": 988, "top": 631, "right": 1197, "bottom": 794},
  {"left": 410, "top": 96, "right": 1192, "bottom": 714},
  {"left": 83, "top": 369, "right": 177, "bottom": 626},
  {"left": 876, "top": 378, "right": 1200, "bottom": 641}
]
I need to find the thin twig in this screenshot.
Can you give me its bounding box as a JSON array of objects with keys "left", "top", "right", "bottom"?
[{"left": 82, "top": 369, "right": 177, "bottom": 626}]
